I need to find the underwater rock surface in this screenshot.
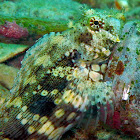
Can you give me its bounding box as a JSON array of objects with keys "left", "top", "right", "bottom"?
[
  {"left": 0, "top": 0, "right": 85, "bottom": 39},
  {"left": 0, "top": 43, "right": 28, "bottom": 63}
]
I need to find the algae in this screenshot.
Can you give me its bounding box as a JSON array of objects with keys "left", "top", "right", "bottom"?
[{"left": 0, "top": 0, "right": 87, "bottom": 35}]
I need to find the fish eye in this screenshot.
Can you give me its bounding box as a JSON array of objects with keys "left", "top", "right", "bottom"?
[
  {"left": 89, "top": 16, "right": 104, "bottom": 31},
  {"left": 94, "top": 21, "right": 99, "bottom": 25}
]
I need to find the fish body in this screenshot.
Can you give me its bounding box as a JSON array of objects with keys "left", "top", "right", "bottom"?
[{"left": 0, "top": 9, "right": 121, "bottom": 140}]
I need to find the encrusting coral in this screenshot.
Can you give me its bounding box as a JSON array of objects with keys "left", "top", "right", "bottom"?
[{"left": 0, "top": 21, "right": 28, "bottom": 39}]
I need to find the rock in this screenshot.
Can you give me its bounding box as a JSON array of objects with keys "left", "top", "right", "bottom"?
[{"left": 0, "top": 43, "right": 28, "bottom": 63}]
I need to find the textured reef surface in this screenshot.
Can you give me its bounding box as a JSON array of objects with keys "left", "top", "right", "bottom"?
[
  {"left": 0, "top": 0, "right": 85, "bottom": 42},
  {"left": 0, "top": 0, "right": 140, "bottom": 140}
]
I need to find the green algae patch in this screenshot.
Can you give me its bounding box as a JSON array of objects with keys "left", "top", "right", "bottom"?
[
  {"left": 0, "top": 15, "right": 69, "bottom": 35},
  {"left": 0, "top": 0, "right": 87, "bottom": 36}
]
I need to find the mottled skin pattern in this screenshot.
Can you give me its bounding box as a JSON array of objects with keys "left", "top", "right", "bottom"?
[{"left": 0, "top": 9, "right": 121, "bottom": 140}]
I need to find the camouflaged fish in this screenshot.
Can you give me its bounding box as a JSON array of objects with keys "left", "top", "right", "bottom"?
[{"left": 0, "top": 9, "right": 121, "bottom": 140}]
